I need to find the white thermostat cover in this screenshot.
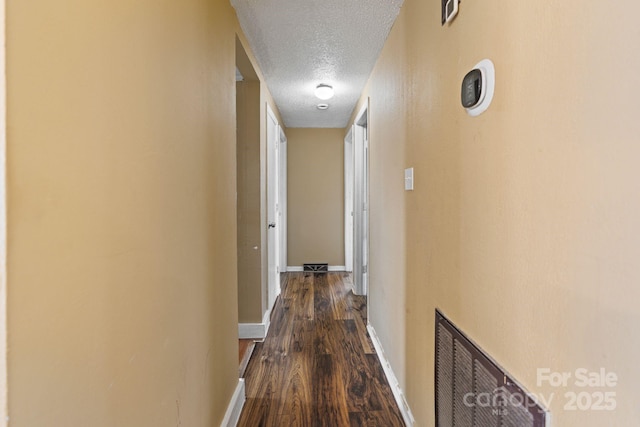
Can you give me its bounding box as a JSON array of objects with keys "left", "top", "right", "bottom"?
[{"left": 466, "top": 59, "right": 495, "bottom": 117}]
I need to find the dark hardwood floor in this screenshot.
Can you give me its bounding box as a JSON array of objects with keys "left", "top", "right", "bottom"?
[
  {"left": 239, "top": 339, "right": 256, "bottom": 378},
  {"left": 239, "top": 339, "right": 254, "bottom": 363},
  {"left": 238, "top": 272, "right": 405, "bottom": 427}
]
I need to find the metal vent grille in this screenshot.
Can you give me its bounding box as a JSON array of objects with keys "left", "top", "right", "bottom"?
[
  {"left": 435, "top": 310, "right": 547, "bottom": 427},
  {"left": 303, "top": 263, "right": 328, "bottom": 273}
]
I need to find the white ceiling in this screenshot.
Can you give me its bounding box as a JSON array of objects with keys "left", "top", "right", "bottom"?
[{"left": 231, "top": 0, "right": 404, "bottom": 128}]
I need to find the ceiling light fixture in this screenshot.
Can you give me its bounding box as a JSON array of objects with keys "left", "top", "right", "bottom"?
[
  {"left": 314, "top": 84, "right": 334, "bottom": 100},
  {"left": 317, "top": 103, "right": 329, "bottom": 110}
]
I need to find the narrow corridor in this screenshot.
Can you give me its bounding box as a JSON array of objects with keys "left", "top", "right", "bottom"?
[{"left": 238, "top": 272, "right": 405, "bottom": 426}]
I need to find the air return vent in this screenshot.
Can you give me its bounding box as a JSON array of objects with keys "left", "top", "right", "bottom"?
[
  {"left": 435, "top": 310, "right": 547, "bottom": 427},
  {"left": 303, "top": 263, "right": 328, "bottom": 273}
]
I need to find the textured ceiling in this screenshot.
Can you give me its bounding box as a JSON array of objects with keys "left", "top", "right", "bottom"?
[{"left": 231, "top": 0, "right": 404, "bottom": 128}]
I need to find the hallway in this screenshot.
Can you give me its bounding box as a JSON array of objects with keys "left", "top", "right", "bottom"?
[
  {"left": 6, "top": 0, "right": 640, "bottom": 425},
  {"left": 238, "top": 272, "right": 404, "bottom": 426}
]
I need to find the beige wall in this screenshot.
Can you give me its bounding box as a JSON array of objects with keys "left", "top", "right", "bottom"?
[
  {"left": 236, "top": 80, "right": 262, "bottom": 323},
  {"left": 349, "top": 10, "right": 409, "bottom": 394},
  {"left": 354, "top": 1, "right": 640, "bottom": 425},
  {"left": 287, "top": 128, "right": 344, "bottom": 267},
  {"left": 7, "top": 1, "right": 244, "bottom": 425}
]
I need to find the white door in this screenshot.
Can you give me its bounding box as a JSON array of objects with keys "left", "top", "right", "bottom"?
[
  {"left": 353, "top": 124, "right": 363, "bottom": 294},
  {"left": 352, "top": 102, "right": 369, "bottom": 296},
  {"left": 266, "top": 106, "right": 280, "bottom": 309},
  {"left": 278, "top": 127, "right": 288, "bottom": 273},
  {"left": 344, "top": 127, "right": 354, "bottom": 272}
]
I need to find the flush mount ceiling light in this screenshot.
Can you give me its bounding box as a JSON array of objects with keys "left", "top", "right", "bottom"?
[
  {"left": 317, "top": 103, "right": 329, "bottom": 110},
  {"left": 314, "top": 84, "right": 334, "bottom": 100}
]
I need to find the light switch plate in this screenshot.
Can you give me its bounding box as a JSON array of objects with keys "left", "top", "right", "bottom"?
[{"left": 404, "top": 168, "right": 414, "bottom": 191}]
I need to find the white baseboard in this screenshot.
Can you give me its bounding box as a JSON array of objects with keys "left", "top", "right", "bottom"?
[
  {"left": 238, "top": 323, "right": 265, "bottom": 339},
  {"left": 220, "top": 378, "right": 245, "bottom": 427},
  {"left": 286, "top": 266, "right": 346, "bottom": 272},
  {"left": 367, "top": 325, "right": 415, "bottom": 426},
  {"left": 261, "top": 305, "right": 272, "bottom": 337},
  {"left": 238, "top": 307, "right": 272, "bottom": 339}
]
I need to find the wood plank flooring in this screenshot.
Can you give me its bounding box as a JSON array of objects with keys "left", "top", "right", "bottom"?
[
  {"left": 238, "top": 272, "right": 405, "bottom": 427},
  {"left": 240, "top": 339, "right": 254, "bottom": 363},
  {"left": 239, "top": 339, "right": 256, "bottom": 377}
]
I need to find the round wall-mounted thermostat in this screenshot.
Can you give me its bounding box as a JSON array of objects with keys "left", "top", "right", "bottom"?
[{"left": 461, "top": 59, "right": 495, "bottom": 117}]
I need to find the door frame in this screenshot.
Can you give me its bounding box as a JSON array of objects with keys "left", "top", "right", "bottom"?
[
  {"left": 266, "top": 104, "right": 281, "bottom": 310},
  {"left": 344, "top": 126, "right": 354, "bottom": 273},
  {"left": 278, "top": 126, "right": 287, "bottom": 274},
  {"left": 352, "top": 101, "right": 369, "bottom": 296}
]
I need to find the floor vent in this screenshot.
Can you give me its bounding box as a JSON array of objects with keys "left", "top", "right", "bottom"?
[
  {"left": 303, "top": 263, "right": 328, "bottom": 273},
  {"left": 435, "top": 309, "right": 547, "bottom": 427}
]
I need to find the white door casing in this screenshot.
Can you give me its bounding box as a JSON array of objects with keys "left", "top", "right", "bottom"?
[
  {"left": 362, "top": 128, "right": 369, "bottom": 295},
  {"left": 344, "top": 127, "right": 354, "bottom": 273},
  {"left": 278, "top": 126, "right": 287, "bottom": 273},
  {"left": 352, "top": 101, "right": 369, "bottom": 296},
  {"left": 353, "top": 124, "right": 363, "bottom": 294},
  {"left": 266, "top": 105, "right": 280, "bottom": 310}
]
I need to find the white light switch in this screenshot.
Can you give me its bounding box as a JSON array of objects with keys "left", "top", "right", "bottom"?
[{"left": 404, "top": 167, "right": 414, "bottom": 191}]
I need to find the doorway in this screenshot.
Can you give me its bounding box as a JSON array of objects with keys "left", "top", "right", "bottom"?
[
  {"left": 344, "top": 127, "right": 354, "bottom": 273},
  {"left": 351, "top": 101, "right": 369, "bottom": 296},
  {"left": 235, "top": 37, "right": 263, "bottom": 344},
  {"left": 266, "top": 105, "right": 281, "bottom": 310},
  {"left": 278, "top": 127, "right": 288, "bottom": 275}
]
